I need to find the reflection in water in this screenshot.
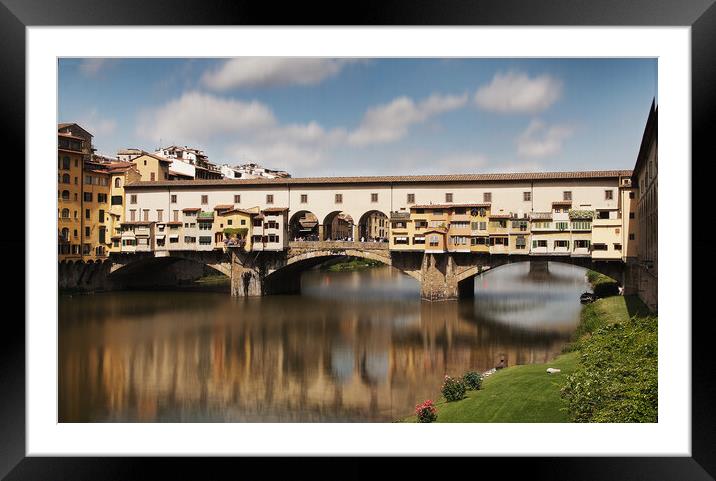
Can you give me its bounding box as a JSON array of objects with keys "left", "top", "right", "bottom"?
[{"left": 59, "top": 262, "right": 590, "bottom": 422}]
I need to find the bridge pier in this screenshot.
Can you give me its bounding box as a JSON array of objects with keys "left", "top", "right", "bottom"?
[{"left": 419, "top": 253, "right": 462, "bottom": 301}]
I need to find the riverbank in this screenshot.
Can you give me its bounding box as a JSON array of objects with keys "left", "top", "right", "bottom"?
[
  {"left": 320, "top": 257, "right": 383, "bottom": 272},
  {"left": 400, "top": 291, "right": 655, "bottom": 423}
]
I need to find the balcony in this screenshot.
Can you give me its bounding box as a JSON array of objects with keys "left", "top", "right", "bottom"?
[{"left": 390, "top": 211, "right": 410, "bottom": 221}]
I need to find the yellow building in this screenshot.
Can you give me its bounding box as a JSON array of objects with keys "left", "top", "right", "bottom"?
[
  {"left": 81, "top": 162, "right": 112, "bottom": 260},
  {"left": 213, "top": 207, "right": 258, "bottom": 251},
  {"left": 130, "top": 153, "right": 171, "bottom": 182},
  {"left": 487, "top": 213, "right": 510, "bottom": 254},
  {"left": 105, "top": 162, "right": 141, "bottom": 252},
  {"left": 58, "top": 131, "right": 85, "bottom": 261}
]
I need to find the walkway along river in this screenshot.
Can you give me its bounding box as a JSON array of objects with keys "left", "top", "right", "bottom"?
[{"left": 59, "top": 262, "right": 590, "bottom": 422}]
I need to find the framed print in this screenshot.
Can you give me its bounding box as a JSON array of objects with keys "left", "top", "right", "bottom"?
[{"left": 3, "top": 0, "right": 712, "bottom": 479}]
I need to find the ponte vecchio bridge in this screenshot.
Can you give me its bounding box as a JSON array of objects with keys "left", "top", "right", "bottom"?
[{"left": 63, "top": 169, "right": 639, "bottom": 301}]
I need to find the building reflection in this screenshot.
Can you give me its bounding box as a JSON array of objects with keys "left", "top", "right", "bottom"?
[{"left": 59, "top": 263, "right": 587, "bottom": 422}]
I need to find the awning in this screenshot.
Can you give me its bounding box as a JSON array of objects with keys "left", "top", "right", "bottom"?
[
  {"left": 169, "top": 235, "right": 179, "bottom": 239},
  {"left": 395, "top": 236, "right": 408, "bottom": 241},
  {"left": 155, "top": 235, "right": 165, "bottom": 239}
]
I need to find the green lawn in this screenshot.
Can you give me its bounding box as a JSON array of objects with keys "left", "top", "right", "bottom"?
[{"left": 401, "top": 295, "right": 648, "bottom": 423}]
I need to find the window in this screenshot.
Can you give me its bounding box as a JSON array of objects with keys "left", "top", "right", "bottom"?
[
  {"left": 130, "top": 194, "right": 137, "bottom": 204},
  {"left": 227, "top": 220, "right": 233, "bottom": 226},
  {"left": 199, "top": 236, "right": 212, "bottom": 245},
  {"left": 98, "top": 193, "right": 107, "bottom": 203},
  {"left": 173, "top": 210, "right": 179, "bottom": 222},
  {"left": 563, "top": 191, "right": 572, "bottom": 201},
  {"left": 83, "top": 192, "right": 93, "bottom": 202},
  {"left": 62, "top": 156, "right": 70, "bottom": 169},
  {"left": 234, "top": 194, "right": 241, "bottom": 203},
  {"left": 614, "top": 243, "right": 622, "bottom": 251},
  {"left": 85, "top": 227, "right": 91, "bottom": 237},
  {"left": 300, "top": 194, "right": 308, "bottom": 204},
  {"left": 515, "top": 236, "right": 526, "bottom": 249},
  {"left": 169, "top": 237, "right": 179, "bottom": 244},
  {"left": 483, "top": 192, "right": 492, "bottom": 202},
  {"left": 84, "top": 175, "right": 92, "bottom": 185},
  {"left": 335, "top": 193, "right": 342, "bottom": 204},
  {"left": 157, "top": 210, "right": 163, "bottom": 222},
  {"left": 114, "top": 178, "right": 121, "bottom": 188},
  {"left": 62, "top": 174, "right": 70, "bottom": 184},
  {"left": 407, "top": 193, "right": 415, "bottom": 204},
  {"left": 572, "top": 220, "right": 591, "bottom": 230},
  {"left": 592, "top": 243, "right": 608, "bottom": 251},
  {"left": 184, "top": 236, "right": 196, "bottom": 244},
  {"left": 629, "top": 191, "right": 635, "bottom": 199},
  {"left": 201, "top": 195, "right": 208, "bottom": 205},
  {"left": 471, "top": 237, "right": 486, "bottom": 245},
  {"left": 429, "top": 235, "right": 439, "bottom": 247},
  {"left": 143, "top": 210, "right": 149, "bottom": 221},
  {"left": 98, "top": 209, "right": 105, "bottom": 222},
  {"left": 445, "top": 193, "right": 453, "bottom": 202},
  {"left": 532, "top": 239, "right": 548, "bottom": 248},
  {"left": 605, "top": 190, "right": 614, "bottom": 200},
  {"left": 555, "top": 221, "right": 568, "bottom": 230},
  {"left": 523, "top": 191, "right": 531, "bottom": 201},
  {"left": 629, "top": 212, "right": 635, "bottom": 219},
  {"left": 61, "top": 208, "right": 70, "bottom": 218},
  {"left": 597, "top": 210, "right": 610, "bottom": 219},
  {"left": 413, "top": 236, "right": 425, "bottom": 245},
  {"left": 574, "top": 240, "right": 591, "bottom": 249},
  {"left": 143, "top": 160, "right": 147, "bottom": 166},
  {"left": 171, "top": 194, "right": 177, "bottom": 204},
  {"left": 555, "top": 240, "right": 569, "bottom": 248},
  {"left": 111, "top": 195, "right": 122, "bottom": 205},
  {"left": 61, "top": 190, "right": 70, "bottom": 201},
  {"left": 629, "top": 233, "right": 636, "bottom": 240},
  {"left": 130, "top": 209, "right": 136, "bottom": 221},
  {"left": 84, "top": 208, "right": 90, "bottom": 219},
  {"left": 266, "top": 194, "right": 274, "bottom": 204},
  {"left": 371, "top": 193, "right": 378, "bottom": 203}
]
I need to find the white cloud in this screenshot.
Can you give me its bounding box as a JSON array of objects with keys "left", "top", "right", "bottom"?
[
  {"left": 137, "top": 91, "right": 276, "bottom": 145},
  {"left": 516, "top": 119, "right": 573, "bottom": 158},
  {"left": 201, "top": 58, "right": 354, "bottom": 90},
  {"left": 348, "top": 93, "right": 468, "bottom": 146},
  {"left": 78, "top": 59, "right": 109, "bottom": 77},
  {"left": 474, "top": 72, "right": 562, "bottom": 114},
  {"left": 77, "top": 109, "right": 117, "bottom": 140}
]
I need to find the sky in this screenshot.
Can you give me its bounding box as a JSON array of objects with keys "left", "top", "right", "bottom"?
[{"left": 58, "top": 58, "right": 657, "bottom": 177}]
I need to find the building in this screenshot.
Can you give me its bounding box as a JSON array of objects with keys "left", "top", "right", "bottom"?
[
  {"left": 231, "top": 162, "right": 291, "bottom": 179},
  {"left": 81, "top": 160, "right": 112, "bottom": 259},
  {"left": 156, "top": 146, "right": 223, "bottom": 180},
  {"left": 117, "top": 148, "right": 146, "bottom": 162},
  {"left": 632, "top": 101, "right": 658, "bottom": 311},
  {"left": 251, "top": 208, "right": 290, "bottom": 251},
  {"left": 105, "top": 162, "right": 142, "bottom": 252},
  {"left": 58, "top": 130, "right": 85, "bottom": 261},
  {"left": 58, "top": 123, "right": 94, "bottom": 161},
  {"left": 128, "top": 152, "right": 171, "bottom": 182}
]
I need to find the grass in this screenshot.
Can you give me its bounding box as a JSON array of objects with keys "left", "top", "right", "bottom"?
[
  {"left": 323, "top": 258, "right": 383, "bottom": 272},
  {"left": 400, "top": 294, "right": 651, "bottom": 423}
]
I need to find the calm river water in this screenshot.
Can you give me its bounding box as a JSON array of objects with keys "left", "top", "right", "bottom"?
[{"left": 59, "top": 262, "right": 590, "bottom": 422}]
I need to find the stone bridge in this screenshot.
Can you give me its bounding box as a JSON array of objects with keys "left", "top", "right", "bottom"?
[{"left": 100, "top": 240, "right": 633, "bottom": 301}]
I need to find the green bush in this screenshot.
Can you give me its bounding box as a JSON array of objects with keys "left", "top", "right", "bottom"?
[
  {"left": 462, "top": 371, "right": 483, "bottom": 390},
  {"left": 415, "top": 400, "right": 437, "bottom": 423},
  {"left": 223, "top": 227, "right": 248, "bottom": 238},
  {"left": 561, "top": 315, "right": 658, "bottom": 422},
  {"left": 587, "top": 270, "right": 620, "bottom": 298},
  {"left": 441, "top": 375, "right": 467, "bottom": 402}
]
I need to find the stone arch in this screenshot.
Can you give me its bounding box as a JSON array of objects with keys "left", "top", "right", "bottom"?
[
  {"left": 109, "top": 252, "right": 232, "bottom": 279},
  {"left": 453, "top": 257, "right": 624, "bottom": 286},
  {"left": 357, "top": 209, "right": 390, "bottom": 242},
  {"left": 322, "top": 211, "right": 355, "bottom": 241},
  {"left": 288, "top": 210, "right": 319, "bottom": 241}
]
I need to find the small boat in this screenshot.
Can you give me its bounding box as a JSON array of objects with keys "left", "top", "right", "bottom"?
[{"left": 580, "top": 292, "right": 597, "bottom": 304}]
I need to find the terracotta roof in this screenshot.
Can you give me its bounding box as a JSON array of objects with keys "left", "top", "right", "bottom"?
[
  {"left": 124, "top": 169, "right": 633, "bottom": 189},
  {"left": 412, "top": 203, "right": 491, "bottom": 209},
  {"left": 182, "top": 207, "right": 201, "bottom": 212},
  {"left": 217, "top": 208, "right": 258, "bottom": 216},
  {"left": 166, "top": 221, "right": 183, "bottom": 225},
  {"left": 121, "top": 221, "right": 155, "bottom": 226},
  {"left": 263, "top": 207, "right": 289, "bottom": 213},
  {"left": 213, "top": 204, "right": 234, "bottom": 210},
  {"left": 552, "top": 200, "right": 573, "bottom": 205}
]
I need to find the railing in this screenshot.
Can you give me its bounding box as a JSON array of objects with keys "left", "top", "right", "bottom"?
[{"left": 289, "top": 240, "right": 389, "bottom": 250}]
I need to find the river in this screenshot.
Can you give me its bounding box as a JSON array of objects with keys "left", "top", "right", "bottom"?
[{"left": 58, "top": 262, "right": 590, "bottom": 422}]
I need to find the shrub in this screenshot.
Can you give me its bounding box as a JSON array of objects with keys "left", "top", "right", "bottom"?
[
  {"left": 587, "top": 270, "right": 620, "bottom": 298},
  {"left": 441, "top": 375, "right": 467, "bottom": 402},
  {"left": 561, "top": 315, "right": 658, "bottom": 422},
  {"left": 463, "top": 371, "right": 483, "bottom": 390},
  {"left": 415, "top": 400, "right": 437, "bottom": 423}
]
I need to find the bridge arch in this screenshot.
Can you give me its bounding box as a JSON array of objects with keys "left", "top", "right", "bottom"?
[
  {"left": 453, "top": 257, "right": 624, "bottom": 286},
  {"left": 357, "top": 209, "right": 390, "bottom": 242},
  {"left": 289, "top": 210, "right": 319, "bottom": 241},
  {"left": 322, "top": 211, "right": 355, "bottom": 241},
  {"left": 108, "top": 252, "right": 232, "bottom": 280}
]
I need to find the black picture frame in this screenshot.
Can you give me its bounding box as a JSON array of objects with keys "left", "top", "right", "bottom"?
[{"left": 3, "top": 0, "right": 711, "bottom": 479}]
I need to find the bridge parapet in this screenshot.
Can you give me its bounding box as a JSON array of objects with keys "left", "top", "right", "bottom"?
[{"left": 288, "top": 241, "right": 389, "bottom": 251}]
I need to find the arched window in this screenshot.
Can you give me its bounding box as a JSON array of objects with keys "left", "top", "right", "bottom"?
[
  {"left": 61, "top": 228, "right": 69, "bottom": 241},
  {"left": 114, "top": 177, "right": 121, "bottom": 188},
  {"left": 61, "top": 208, "right": 70, "bottom": 218},
  {"left": 62, "top": 173, "right": 70, "bottom": 184},
  {"left": 62, "top": 156, "right": 70, "bottom": 169},
  {"left": 61, "top": 190, "right": 70, "bottom": 201}
]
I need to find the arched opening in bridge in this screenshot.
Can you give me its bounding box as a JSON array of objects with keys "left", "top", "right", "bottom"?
[
  {"left": 289, "top": 210, "right": 319, "bottom": 241},
  {"left": 108, "top": 256, "right": 230, "bottom": 291},
  {"left": 323, "top": 211, "right": 355, "bottom": 241},
  {"left": 357, "top": 210, "right": 389, "bottom": 242}
]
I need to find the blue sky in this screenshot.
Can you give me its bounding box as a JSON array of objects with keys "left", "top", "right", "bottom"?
[{"left": 58, "top": 58, "right": 656, "bottom": 176}]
